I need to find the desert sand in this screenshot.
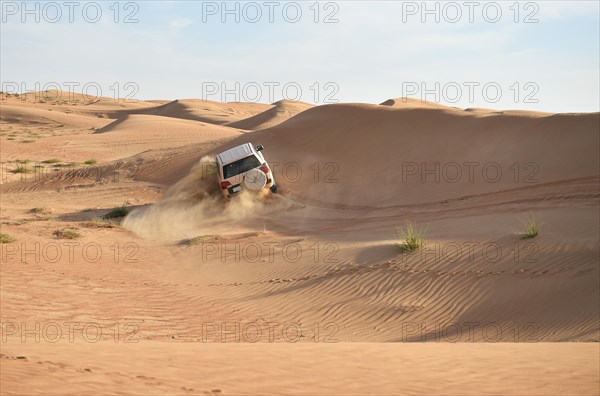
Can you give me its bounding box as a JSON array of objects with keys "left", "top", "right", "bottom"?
[{"left": 1, "top": 91, "right": 598, "bottom": 395}]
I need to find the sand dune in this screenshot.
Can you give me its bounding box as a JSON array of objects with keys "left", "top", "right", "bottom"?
[
  {"left": 380, "top": 97, "right": 460, "bottom": 110},
  {"left": 212, "top": 103, "right": 599, "bottom": 207},
  {"left": 93, "top": 113, "right": 239, "bottom": 136},
  {"left": 1, "top": 90, "right": 159, "bottom": 117},
  {"left": 1, "top": 95, "right": 598, "bottom": 395},
  {"left": 226, "top": 99, "right": 314, "bottom": 130},
  {"left": 121, "top": 98, "right": 272, "bottom": 125},
  {"left": 0, "top": 104, "right": 106, "bottom": 129}
]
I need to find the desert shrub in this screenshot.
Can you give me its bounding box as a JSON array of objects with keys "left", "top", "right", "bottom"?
[
  {"left": 181, "top": 235, "right": 221, "bottom": 245},
  {"left": 103, "top": 205, "right": 129, "bottom": 219},
  {"left": 30, "top": 207, "right": 51, "bottom": 215},
  {"left": 0, "top": 233, "right": 16, "bottom": 243},
  {"left": 81, "top": 217, "right": 120, "bottom": 229},
  {"left": 10, "top": 165, "right": 33, "bottom": 174},
  {"left": 42, "top": 158, "right": 63, "bottom": 164},
  {"left": 53, "top": 229, "right": 81, "bottom": 239}
]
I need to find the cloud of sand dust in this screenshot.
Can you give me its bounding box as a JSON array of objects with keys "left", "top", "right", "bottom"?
[{"left": 123, "top": 156, "right": 288, "bottom": 241}]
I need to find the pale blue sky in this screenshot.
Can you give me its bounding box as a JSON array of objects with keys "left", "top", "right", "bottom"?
[{"left": 1, "top": 1, "right": 598, "bottom": 112}]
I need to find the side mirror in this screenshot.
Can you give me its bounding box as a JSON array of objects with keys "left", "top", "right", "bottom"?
[{"left": 255, "top": 145, "right": 264, "bottom": 152}]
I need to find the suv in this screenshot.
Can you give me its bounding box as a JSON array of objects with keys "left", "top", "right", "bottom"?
[{"left": 216, "top": 143, "right": 277, "bottom": 199}]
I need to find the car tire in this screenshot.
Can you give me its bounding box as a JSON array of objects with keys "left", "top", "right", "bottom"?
[
  {"left": 270, "top": 184, "right": 278, "bottom": 193},
  {"left": 244, "top": 168, "right": 268, "bottom": 191}
]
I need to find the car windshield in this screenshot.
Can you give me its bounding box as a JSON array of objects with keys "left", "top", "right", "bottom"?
[{"left": 223, "top": 155, "right": 261, "bottom": 179}]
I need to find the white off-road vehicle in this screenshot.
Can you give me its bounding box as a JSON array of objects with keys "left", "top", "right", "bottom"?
[{"left": 216, "top": 143, "right": 277, "bottom": 199}]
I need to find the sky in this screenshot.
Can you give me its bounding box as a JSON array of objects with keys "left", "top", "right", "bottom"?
[{"left": 1, "top": 0, "right": 599, "bottom": 112}]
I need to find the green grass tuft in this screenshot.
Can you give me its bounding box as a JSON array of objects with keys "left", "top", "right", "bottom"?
[
  {"left": 84, "top": 159, "right": 97, "bottom": 165},
  {"left": 517, "top": 215, "right": 543, "bottom": 239},
  {"left": 397, "top": 222, "right": 427, "bottom": 253}
]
